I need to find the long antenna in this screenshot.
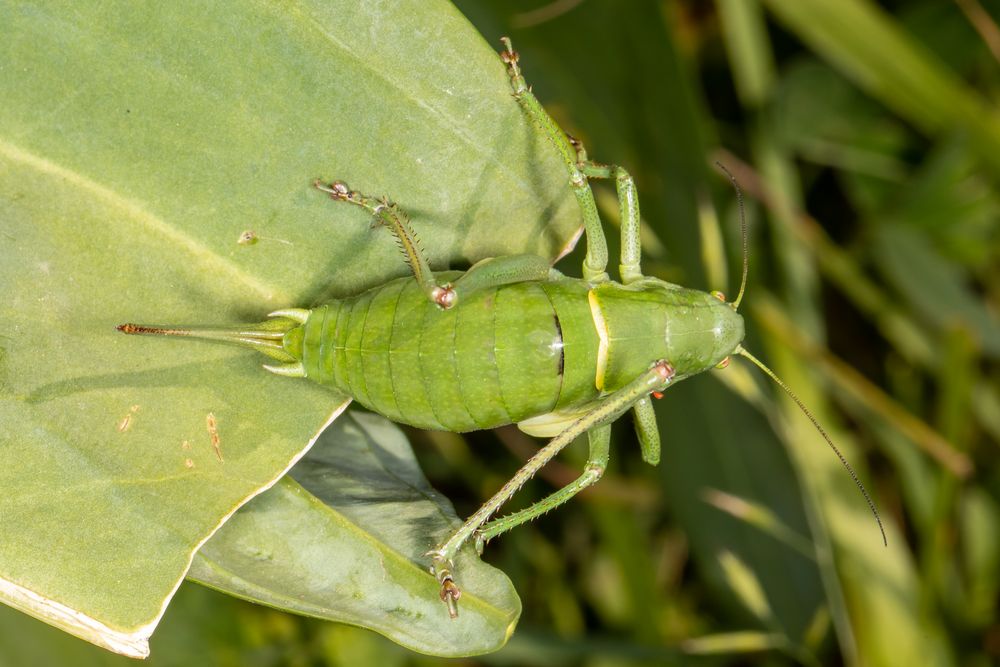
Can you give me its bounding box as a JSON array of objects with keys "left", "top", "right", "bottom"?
[
  {"left": 736, "top": 346, "right": 888, "bottom": 546},
  {"left": 715, "top": 162, "right": 749, "bottom": 310}
]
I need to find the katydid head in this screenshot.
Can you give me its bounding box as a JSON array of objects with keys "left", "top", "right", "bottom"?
[
  {"left": 658, "top": 286, "right": 745, "bottom": 377},
  {"left": 711, "top": 163, "right": 888, "bottom": 547}
]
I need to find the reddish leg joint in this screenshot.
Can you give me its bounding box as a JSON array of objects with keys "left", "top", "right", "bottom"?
[
  {"left": 432, "top": 285, "right": 456, "bottom": 309},
  {"left": 653, "top": 360, "right": 675, "bottom": 382},
  {"left": 650, "top": 360, "right": 675, "bottom": 399}
]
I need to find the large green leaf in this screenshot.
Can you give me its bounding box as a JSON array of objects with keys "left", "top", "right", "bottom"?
[
  {"left": 0, "top": 0, "right": 577, "bottom": 657},
  {"left": 191, "top": 411, "right": 519, "bottom": 656},
  {"left": 873, "top": 223, "right": 1000, "bottom": 358}
]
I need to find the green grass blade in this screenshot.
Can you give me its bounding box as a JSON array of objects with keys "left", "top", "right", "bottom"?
[{"left": 761, "top": 0, "right": 1000, "bottom": 174}]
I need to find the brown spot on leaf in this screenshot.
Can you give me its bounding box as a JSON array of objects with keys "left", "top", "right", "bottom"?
[
  {"left": 117, "top": 405, "right": 140, "bottom": 432},
  {"left": 206, "top": 412, "right": 223, "bottom": 462}
]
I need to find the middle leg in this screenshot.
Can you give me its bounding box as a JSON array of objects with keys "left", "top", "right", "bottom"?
[
  {"left": 568, "top": 133, "right": 644, "bottom": 285},
  {"left": 580, "top": 160, "right": 643, "bottom": 284},
  {"left": 500, "top": 37, "right": 609, "bottom": 283}
]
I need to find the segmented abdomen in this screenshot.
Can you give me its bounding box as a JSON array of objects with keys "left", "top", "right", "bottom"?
[{"left": 299, "top": 275, "right": 597, "bottom": 432}]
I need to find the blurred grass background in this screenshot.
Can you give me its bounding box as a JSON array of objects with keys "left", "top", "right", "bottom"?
[{"left": 3, "top": 0, "right": 998, "bottom": 664}]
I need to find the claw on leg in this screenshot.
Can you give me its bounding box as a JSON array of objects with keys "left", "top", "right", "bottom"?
[
  {"left": 313, "top": 179, "right": 351, "bottom": 200},
  {"left": 499, "top": 37, "right": 528, "bottom": 97},
  {"left": 499, "top": 36, "right": 518, "bottom": 67},
  {"left": 428, "top": 551, "right": 462, "bottom": 619},
  {"left": 439, "top": 576, "right": 461, "bottom": 619}
]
